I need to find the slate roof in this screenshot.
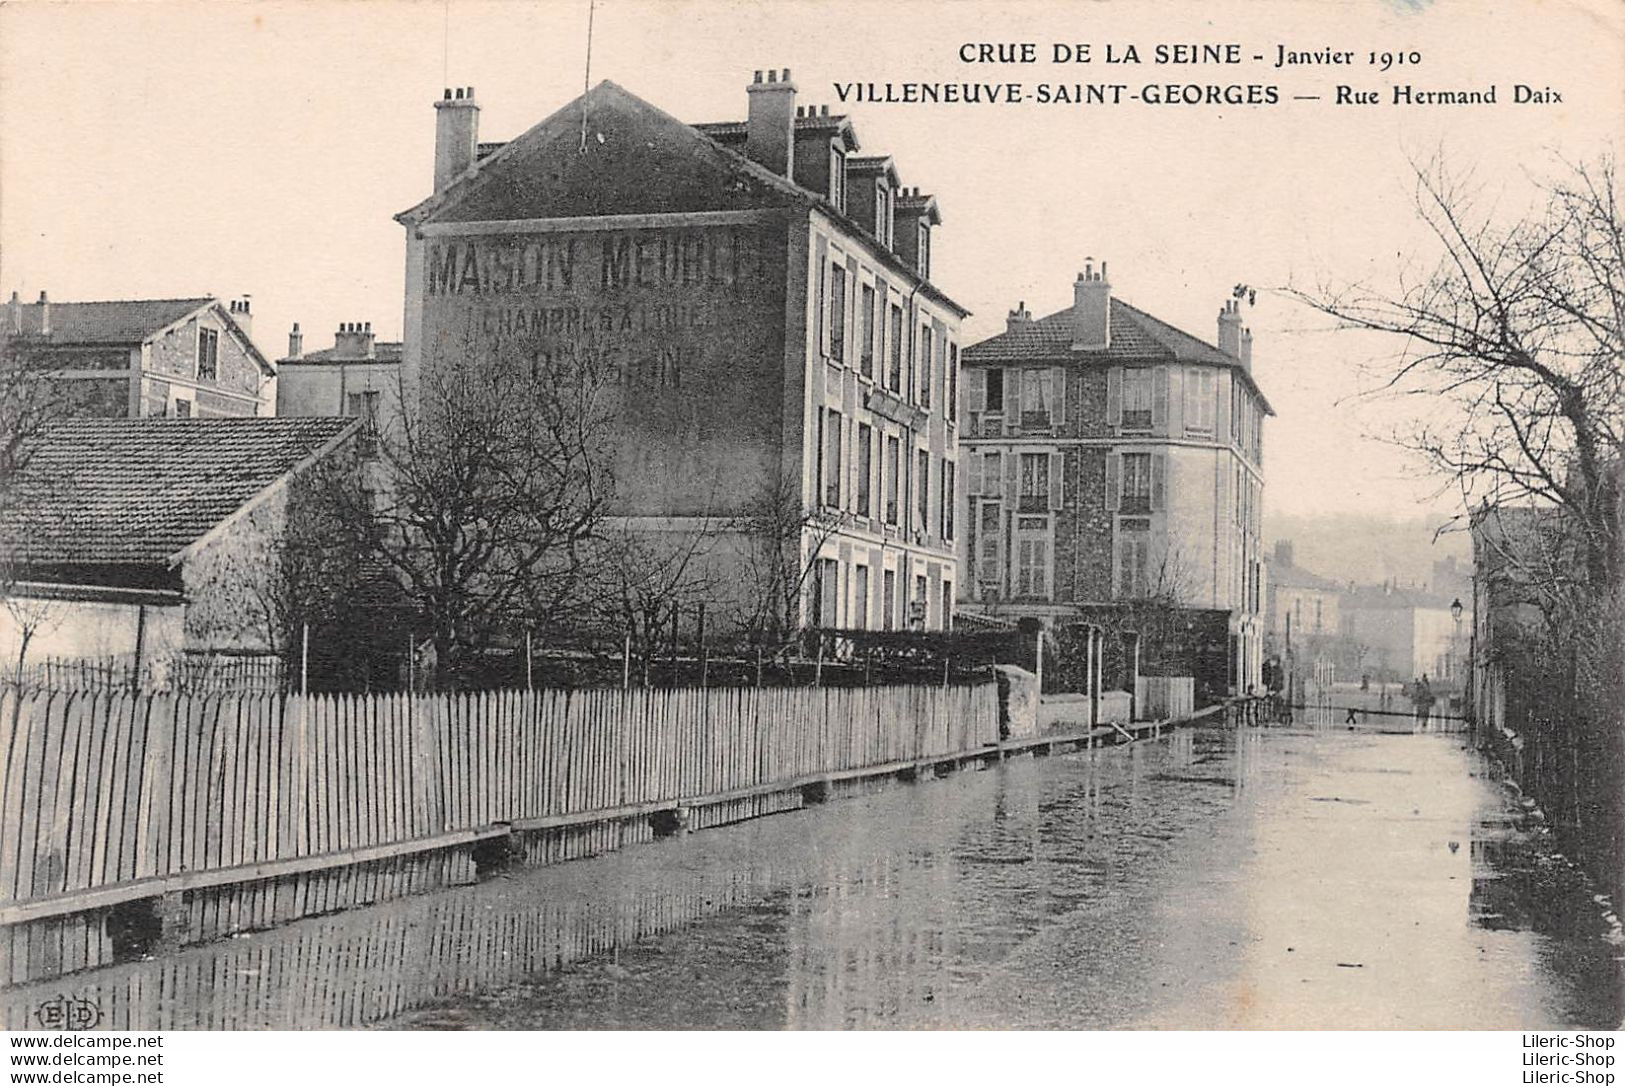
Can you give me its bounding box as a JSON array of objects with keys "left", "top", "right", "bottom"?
[
  {"left": 965, "top": 297, "right": 1274, "bottom": 414},
  {"left": 280, "top": 342, "right": 404, "bottom": 366},
  {"left": 1, "top": 418, "right": 358, "bottom": 567},
  {"left": 21, "top": 298, "right": 214, "bottom": 346},
  {"left": 1265, "top": 559, "right": 1342, "bottom": 592}
]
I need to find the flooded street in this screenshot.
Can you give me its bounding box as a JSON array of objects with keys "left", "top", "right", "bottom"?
[{"left": 4, "top": 720, "right": 1618, "bottom": 1030}]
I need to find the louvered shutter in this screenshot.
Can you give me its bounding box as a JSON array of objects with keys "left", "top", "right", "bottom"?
[
  {"left": 1169, "top": 367, "right": 1185, "bottom": 438},
  {"left": 1151, "top": 452, "right": 1167, "bottom": 511},
  {"left": 1049, "top": 451, "right": 1065, "bottom": 510},
  {"left": 813, "top": 234, "right": 829, "bottom": 355},
  {"left": 1004, "top": 448, "right": 1019, "bottom": 509},
  {"left": 968, "top": 367, "right": 986, "bottom": 413},
  {"left": 1106, "top": 366, "right": 1122, "bottom": 427},
  {"left": 1051, "top": 367, "right": 1066, "bottom": 427},
  {"left": 1216, "top": 371, "right": 1232, "bottom": 443},
  {"left": 1152, "top": 365, "right": 1169, "bottom": 433},
  {"left": 1006, "top": 366, "right": 1023, "bottom": 421},
  {"left": 969, "top": 450, "right": 984, "bottom": 496},
  {"left": 1105, "top": 451, "right": 1120, "bottom": 512}
]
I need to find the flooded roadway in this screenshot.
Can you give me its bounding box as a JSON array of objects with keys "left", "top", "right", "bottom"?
[{"left": 3, "top": 717, "right": 1619, "bottom": 1030}]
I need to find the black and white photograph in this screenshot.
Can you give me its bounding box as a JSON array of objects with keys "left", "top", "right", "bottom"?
[{"left": 0, "top": 0, "right": 1621, "bottom": 1066}]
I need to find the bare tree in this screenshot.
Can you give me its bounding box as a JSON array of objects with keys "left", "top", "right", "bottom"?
[
  {"left": 582, "top": 522, "right": 721, "bottom": 685},
  {"left": 728, "top": 469, "right": 846, "bottom": 651},
  {"left": 1289, "top": 153, "right": 1623, "bottom": 595},
  {"left": 344, "top": 348, "right": 613, "bottom": 689}
]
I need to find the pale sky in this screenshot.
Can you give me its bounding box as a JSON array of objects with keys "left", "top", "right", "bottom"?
[{"left": 2, "top": 0, "right": 1620, "bottom": 525}]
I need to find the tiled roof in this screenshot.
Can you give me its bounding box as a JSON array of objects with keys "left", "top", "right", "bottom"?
[
  {"left": 1, "top": 418, "right": 358, "bottom": 567},
  {"left": 965, "top": 297, "right": 1274, "bottom": 413},
  {"left": 18, "top": 298, "right": 214, "bottom": 345},
  {"left": 280, "top": 342, "right": 404, "bottom": 366}
]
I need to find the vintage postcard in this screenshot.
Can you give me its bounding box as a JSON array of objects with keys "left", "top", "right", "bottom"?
[{"left": 0, "top": 0, "right": 1620, "bottom": 1064}]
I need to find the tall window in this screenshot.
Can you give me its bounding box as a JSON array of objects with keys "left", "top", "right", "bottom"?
[
  {"left": 979, "top": 502, "right": 1002, "bottom": 588},
  {"left": 1019, "top": 452, "right": 1049, "bottom": 510},
  {"left": 874, "top": 182, "right": 890, "bottom": 244},
  {"left": 829, "top": 145, "right": 846, "bottom": 212},
  {"left": 859, "top": 283, "right": 876, "bottom": 378},
  {"left": 1121, "top": 452, "right": 1152, "bottom": 513},
  {"left": 1185, "top": 368, "right": 1215, "bottom": 433},
  {"left": 1122, "top": 367, "right": 1153, "bottom": 430},
  {"left": 942, "top": 460, "right": 956, "bottom": 540},
  {"left": 884, "top": 435, "right": 901, "bottom": 524},
  {"left": 947, "top": 344, "right": 959, "bottom": 422},
  {"left": 985, "top": 368, "right": 1005, "bottom": 413},
  {"left": 941, "top": 582, "right": 953, "bottom": 632},
  {"left": 918, "top": 324, "right": 933, "bottom": 408},
  {"left": 1021, "top": 368, "right": 1051, "bottom": 423},
  {"left": 983, "top": 451, "right": 1001, "bottom": 496},
  {"left": 197, "top": 327, "right": 219, "bottom": 381},
  {"left": 917, "top": 221, "right": 931, "bottom": 278},
  {"left": 823, "top": 409, "right": 843, "bottom": 507},
  {"left": 916, "top": 450, "right": 930, "bottom": 529},
  {"left": 816, "top": 260, "right": 827, "bottom": 354},
  {"left": 814, "top": 557, "right": 840, "bottom": 627},
  {"left": 1120, "top": 532, "right": 1150, "bottom": 598},
  {"left": 887, "top": 305, "right": 903, "bottom": 392},
  {"left": 347, "top": 390, "right": 381, "bottom": 456},
  {"left": 829, "top": 263, "right": 847, "bottom": 364},
  {"left": 853, "top": 565, "right": 869, "bottom": 630},
  {"left": 882, "top": 568, "right": 896, "bottom": 630},
  {"left": 913, "top": 574, "right": 928, "bottom": 629},
  {"left": 856, "top": 423, "right": 873, "bottom": 517},
  {"left": 1016, "top": 535, "right": 1048, "bottom": 598}
]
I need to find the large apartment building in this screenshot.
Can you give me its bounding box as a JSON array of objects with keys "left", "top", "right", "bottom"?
[
  {"left": 394, "top": 72, "right": 967, "bottom": 631},
  {"left": 958, "top": 265, "right": 1273, "bottom": 691}
]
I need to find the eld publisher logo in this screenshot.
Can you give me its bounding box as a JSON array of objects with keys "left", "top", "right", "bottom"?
[{"left": 32, "top": 995, "right": 102, "bottom": 1031}]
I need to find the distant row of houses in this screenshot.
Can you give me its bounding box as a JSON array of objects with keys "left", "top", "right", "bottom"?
[
  {"left": 1263, "top": 540, "right": 1472, "bottom": 689},
  {"left": 2, "top": 68, "right": 1277, "bottom": 694}
]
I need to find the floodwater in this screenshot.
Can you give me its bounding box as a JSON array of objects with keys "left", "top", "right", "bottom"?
[{"left": 3, "top": 716, "right": 1619, "bottom": 1030}]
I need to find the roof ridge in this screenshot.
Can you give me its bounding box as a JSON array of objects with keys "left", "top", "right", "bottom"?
[{"left": 42, "top": 296, "right": 215, "bottom": 306}]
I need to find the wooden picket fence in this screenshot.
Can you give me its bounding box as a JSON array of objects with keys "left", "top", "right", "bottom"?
[{"left": 0, "top": 682, "right": 997, "bottom": 986}]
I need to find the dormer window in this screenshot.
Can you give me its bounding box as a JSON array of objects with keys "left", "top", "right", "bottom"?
[
  {"left": 916, "top": 220, "right": 931, "bottom": 279},
  {"left": 829, "top": 143, "right": 846, "bottom": 213},
  {"left": 874, "top": 181, "right": 891, "bottom": 245},
  {"left": 197, "top": 327, "right": 219, "bottom": 381}
]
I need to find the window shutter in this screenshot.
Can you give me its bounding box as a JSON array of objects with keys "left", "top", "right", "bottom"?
[
  {"left": 1217, "top": 372, "right": 1232, "bottom": 444},
  {"left": 813, "top": 234, "right": 829, "bottom": 354},
  {"left": 1152, "top": 365, "right": 1169, "bottom": 432},
  {"left": 1151, "top": 452, "right": 1166, "bottom": 511},
  {"left": 1004, "top": 448, "right": 1019, "bottom": 508},
  {"left": 1049, "top": 450, "right": 1064, "bottom": 510},
  {"left": 969, "top": 450, "right": 984, "bottom": 496},
  {"left": 968, "top": 366, "right": 986, "bottom": 413},
  {"left": 1106, "top": 366, "right": 1122, "bottom": 427},
  {"left": 1051, "top": 367, "right": 1066, "bottom": 427},
  {"left": 1105, "top": 451, "right": 1120, "bottom": 512},
  {"left": 1006, "top": 366, "right": 1023, "bottom": 420},
  {"left": 1169, "top": 367, "right": 1185, "bottom": 438}
]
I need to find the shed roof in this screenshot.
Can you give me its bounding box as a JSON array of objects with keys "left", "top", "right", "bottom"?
[{"left": 1, "top": 417, "right": 358, "bottom": 568}]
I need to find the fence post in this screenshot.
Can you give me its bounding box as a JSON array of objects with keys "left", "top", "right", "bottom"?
[
  {"left": 622, "top": 628, "right": 632, "bottom": 690},
  {"left": 301, "top": 623, "right": 310, "bottom": 697},
  {"left": 525, "top": 629, "right": 533, "bottom": 692},
  {"left": 697, "top": 604, "right": 708, "bottom": 688}
]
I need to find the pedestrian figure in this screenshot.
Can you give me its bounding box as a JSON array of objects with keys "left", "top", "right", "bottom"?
[
  {"left": 1345, "top": 706, "right": 1358, "bottom": 730},
  {"left": 1411, "top": 674, "right": 1435, "bottom": 730}
]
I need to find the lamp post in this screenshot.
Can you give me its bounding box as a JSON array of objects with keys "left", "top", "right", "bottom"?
[{"left": 1450, "top": 597, "right": 1464, "bottom": 703}]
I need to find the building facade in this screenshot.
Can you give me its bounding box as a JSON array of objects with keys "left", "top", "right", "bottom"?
[
  {"left": 3, "top": 292, "right": 274, "bottom": 418},
  {"left": 275, "top": 320, "right": 403, "bottom": 440},
  {"left": 393, "top": 73, "right": 967, "bottom": 631},
  {"left": 958, "top": 266, "right": 1272, "bottom": 691}
]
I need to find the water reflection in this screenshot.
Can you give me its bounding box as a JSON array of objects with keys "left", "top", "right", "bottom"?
[{"left": 2, "top": 723, "right": 1615, "bottom": 1030}]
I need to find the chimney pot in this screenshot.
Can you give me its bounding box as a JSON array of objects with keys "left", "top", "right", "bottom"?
[
  {"left": 821, "top": 104, "right": 829, "bottom": 116},
  {"left": 38, "top": 290, "right": 47, "bottom": 303},
  {"left": 288, "top": 322, "right": 303, "bottom": 360},
  {"left": 1072, "top": 259, "right": 1111, "bottom": 350},
  {"left": 782, "top": 68, "right": 791, "bottom": 81},
  {"left": 744, "top": 64, "right": 797, "bottom": 176}
]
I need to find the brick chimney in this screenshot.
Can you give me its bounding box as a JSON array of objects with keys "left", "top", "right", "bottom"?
[
  {"left": 227, "top": 296, "right": 253, "bottom": 337},
  {"left": 6, "top": 291, "right": 19, "bottom": 335},
  {"left": 1218, "top": 298, "right": 1243, "bottom": 359},
  {"left": 744, "top": 68, "right": 796, "bottom": 176},
  {"left": 434, "top": 86, "right": 480, "bottom": 191},
  {"left": 1240, "top": 326, "right": 1253, "bottom": 371},
  {"left": 1006, "top": 301, "right": 1032, "bottom": 334},
  {"left": 333, "top": 321, "right": 376, "bottom": 360},
  {"left": 1071, "top": 260, "right": 1110, "bottom": 350},
  {"left": 287, "top": 322, "right": 304, "bottom": 360},
  {"left": 34, "top": 290, "right": 50, "bottom": 337}
]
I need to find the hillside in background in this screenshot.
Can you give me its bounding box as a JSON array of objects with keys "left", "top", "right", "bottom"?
[{"left": 1264, "top": 513, "right": 1473, "bottom": 592}]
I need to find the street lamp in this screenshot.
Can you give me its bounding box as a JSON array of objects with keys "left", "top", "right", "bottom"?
[
  {"left": 1451, "top": 597, "right": 1463, "bottom": 624},
  {"left": 1449, "top": 598, "right": 1464, "bottom": 693}
]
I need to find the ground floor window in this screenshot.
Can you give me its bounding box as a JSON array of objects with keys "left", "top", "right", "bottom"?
[{"left": 853, "top": 565, "right": 869, "bottom": 630}]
